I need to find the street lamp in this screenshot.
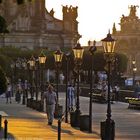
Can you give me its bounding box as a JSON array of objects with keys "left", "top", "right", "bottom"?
[
  {"left": 10, "top": 62, "right": 15, "bottom": 97},
  {"left": 54, "top": 49, "right": 63, "bottom": 102},
  {"left": 38, "top": 51, "right": 46, "bottom": 99},
  {"left": 132, "top": 60, "right": 137, "bottom": 86},
  {"left": 132, "top": 65, "right": 137, "bottom": 87},
  {"left": 65, "top": 53, "right": 70, "bottom": 123},
  {"left": 21, "top": 58, "right": 27, "bottom": 105},
  {"left": 28, "top": 56, "right": 35, "bottom": 99},
  {"left": 101, "top": 31, "right": 116, "bottom": 140},
  {"left": 88, "top": 40, "right": 97, "bottom": 133},
  {"left": 72, "top": 42, "right": 84, "bottom": 127}
]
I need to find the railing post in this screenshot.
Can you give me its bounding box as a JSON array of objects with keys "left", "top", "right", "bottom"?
[
  {"left": 58, "top": 119, "right": 61, "bottom": 140},
  {"left": 4, "top": 119, "right": 8, "bottom": 139}
]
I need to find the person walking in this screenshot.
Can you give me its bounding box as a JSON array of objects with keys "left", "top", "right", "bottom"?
[
  {"left": 114, "top": 84, "right": 120, "bottom": 102},
  {"left": 5, "top": 83, "right": 12, "bottom": 103},
  {"left": 15, "top": 81, "right": 22, "bottom": 103},
  {"left": 44, "top": 84, "right": 57, "bottom": 125},
  {"left": 134, "top": 81, "right": 140, "bottom": 98},
  {"left": 67, "top": 84, "right": 75, "bottom": 111}
]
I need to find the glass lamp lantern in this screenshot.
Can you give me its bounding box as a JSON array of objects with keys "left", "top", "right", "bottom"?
[
  {"left": 10, "top": 63, "right": 15, "bottom": 69},
  {"left": 101, "top": 31, "right": 116, "bottom": 54},
  {"left": 133, "top": 67, "right": 137, "bottom": 72},
  {"left": 132, "top": 60, "right": 136, "bottom": 65},
  {"left": 28, "top": 56, "right": 35, "bottom": 68},
  {"left": 72, "top": 43, "right": 84, "bottom": 60},
  {"left": 39, "top": 52, "right": 46, "bottom": 64},
  {"left": 54, "top": 49, "right": 63, "bottom": 63}
]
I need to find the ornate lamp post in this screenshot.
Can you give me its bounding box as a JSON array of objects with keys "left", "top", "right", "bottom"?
[
  {"left": 54, "top": 49, "right": 63, "bottom": 102},
  {"left": 10, "top": 62, "right": 15, "bottom": 97},
  {"left": 101, "top": 31, "right": 116, "bottom": 140},
  {"left": 21, "top": 58, "right": 27, "bottom": 105},
  {"left": 38, "top": 51, "right": 46, "bottom": 99},
  {"left": 15, "top": 58, "right": 21, "bottom": 80},
  {"left": 132, "top": 60, "right": 137, "bottom": 86},
  {"left": 28, "top": 56, "right": 35, "bottom": 99},
  {"left": 72, "top": 43, "right": 84, "bottom": 127},
  {"left": 65, "top": 53, "right": 70, "bottom": 123},
  {"left": 133, "top": 67, "right": 137, "bottom": 86},
  {"left": 88, "top": 40, "right": 97, "bottom": 133}
]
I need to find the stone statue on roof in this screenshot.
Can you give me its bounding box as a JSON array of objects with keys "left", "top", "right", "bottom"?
[
  {"left": 129, "top": 5, "right": 139, "bottom": 17},
  {"left": 50, "top": 8, "right": 54, "bottom": 17}
]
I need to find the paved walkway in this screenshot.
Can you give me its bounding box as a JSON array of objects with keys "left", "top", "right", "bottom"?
[
  {"left": 1, "top": 92, "right": 140, "bottom": 140},
  {"left": 0, "top": 96, "right": 100, "bottom": 140}
]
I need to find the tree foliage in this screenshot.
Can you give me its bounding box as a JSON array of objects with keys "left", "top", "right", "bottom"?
[
  {"left": 0, "top": 16, "right": 9, "bottom": 34},
  {"left": 0, "top": 66, "right": 7, "bottom": 94},
  {"left": 82, "top": 50, "right": 128, "bottom": 73}
]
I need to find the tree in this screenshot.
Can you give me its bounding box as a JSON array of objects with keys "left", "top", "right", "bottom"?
[
  {"left": 82, "top": 51, "right": 106, "bottom": 71},
  {"left": 0, "top": 16, "right": 9, "bottom": 34},
  {"left": 0, "top": 66, "right": 7, "bottom": 95}
]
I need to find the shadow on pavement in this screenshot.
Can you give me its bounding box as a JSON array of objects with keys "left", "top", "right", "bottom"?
[{"left": 51, "top": 125, "right": 74, "bottom": 135}]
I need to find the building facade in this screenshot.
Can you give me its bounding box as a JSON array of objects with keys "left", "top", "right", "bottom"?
[
  {"left": 0, "top": 0, "right": 80, "bottom": 50},
  {"left": 112, "top": 5, "right": 140, "bottom": 76}
]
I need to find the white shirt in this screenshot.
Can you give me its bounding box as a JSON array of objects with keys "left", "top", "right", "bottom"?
[
  {"left": 7, "top": 85, "right": 12, "bottom": 92},
  {"left": 44, "top": 91, "right": 57, "bottom": 105}
]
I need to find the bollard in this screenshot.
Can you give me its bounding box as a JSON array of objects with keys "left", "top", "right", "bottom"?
[
  {"left": 0, "top": 115, "right": 2, "bottom": 130},
  {"left": 58, "top": 119, "right": 61, "bottom": 140},
  {"left": 4, "top": 119, "right": 8, "bottom": 139}
]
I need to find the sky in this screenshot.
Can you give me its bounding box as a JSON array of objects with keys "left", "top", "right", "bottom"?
[{"left": 46, "top": 0, "right": 140, "bottom": 45}]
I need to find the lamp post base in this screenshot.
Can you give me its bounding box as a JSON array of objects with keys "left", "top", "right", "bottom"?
[
  {"left": 100, "top": 119, "right": 115, "bottom": 140},
  {"left": 22, "top": 95, "right": 25, "bottom": 105},
  {"left": 54, "top": 104, "right": 63, "bottom": 119},
  {"left": 70, "top": 110, "right": 81, "bottom": 127}
]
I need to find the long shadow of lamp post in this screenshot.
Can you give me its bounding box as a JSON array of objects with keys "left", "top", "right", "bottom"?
[
  {"left": 53, "top": 49, "right": 63, "bottom": 118},
  {"left": 88, "top": 40, "right": 97, "bottom": 133},
  {"left": 72, "top": 43, "right": 84, "bottom": 127},
  {"left": 65, "top": 53, "right": 70, "bottom": 123},
  {"left": 100, "top": 31, "right": 116, "bottom": 140}
]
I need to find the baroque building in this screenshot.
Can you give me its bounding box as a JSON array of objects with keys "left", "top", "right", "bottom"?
[
  {"left": 0, "top": 0, "right": 80, "bottom": 49},
  {"left": 112, "top": 5, "right": 140, "bottom": 76}
]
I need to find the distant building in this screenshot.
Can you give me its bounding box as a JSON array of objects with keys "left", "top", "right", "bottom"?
[
  {"left": 112, "top": 5, "right": 140, "bottom": 76},
  {"left": 0, "top": 0, "right": 80, "bottom": 50}
]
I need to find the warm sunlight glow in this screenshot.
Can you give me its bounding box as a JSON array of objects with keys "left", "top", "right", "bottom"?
[{"left": 46, "top": 0, "right": 140, "bottom": 45}]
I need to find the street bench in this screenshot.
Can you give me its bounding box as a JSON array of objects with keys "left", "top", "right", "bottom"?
[{"left": 125, "top": 97, "right": 140, "bottom": 109}]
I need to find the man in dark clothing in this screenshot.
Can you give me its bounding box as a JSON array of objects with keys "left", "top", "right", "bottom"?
[{"left": 134, "top": 81, "right": 140, "bottom": 98}]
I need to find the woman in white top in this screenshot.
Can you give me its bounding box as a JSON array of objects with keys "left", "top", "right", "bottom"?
[{"left": 6, "top": 83, "right": 12, "bottom": 103}]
